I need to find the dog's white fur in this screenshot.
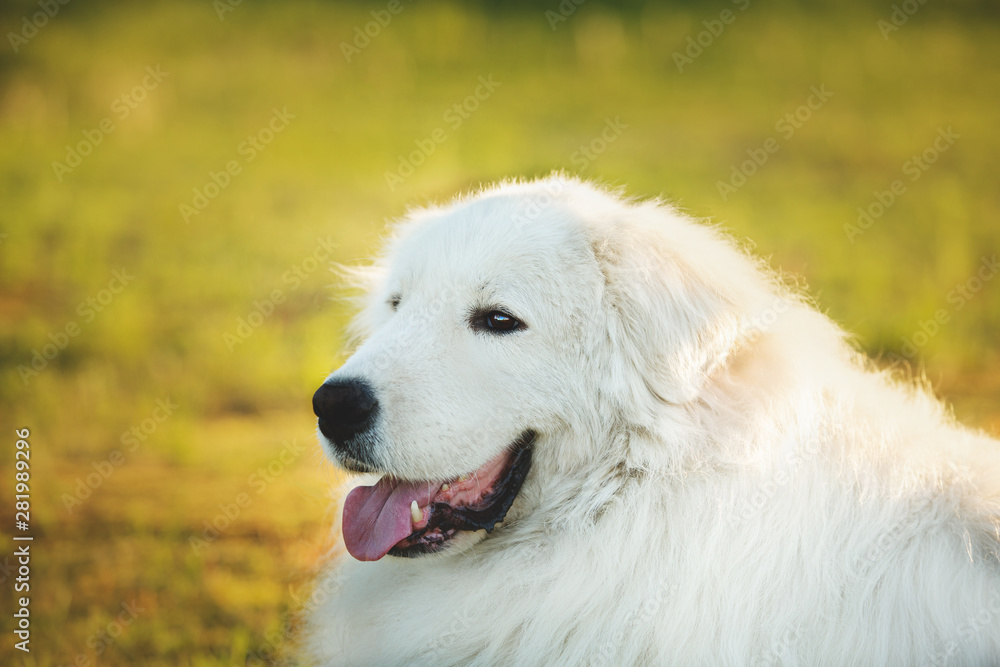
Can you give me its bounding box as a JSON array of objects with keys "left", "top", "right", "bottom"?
[{"left": 305, "top": 177, "right": 1000, "bottom": 666}]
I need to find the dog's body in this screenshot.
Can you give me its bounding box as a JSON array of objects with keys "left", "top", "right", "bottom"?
[{"left": 306, "top": 177, "right": 1000, "bottom": 666}]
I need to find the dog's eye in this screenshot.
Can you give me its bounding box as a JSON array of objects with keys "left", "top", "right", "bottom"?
[
  {"left": 472, "top": 310, "right": 523, "bottom": 334},
  {"left": 388, "top": 295, "right": 401, "bottom": 311}
]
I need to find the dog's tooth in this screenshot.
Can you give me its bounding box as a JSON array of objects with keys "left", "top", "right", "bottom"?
[
  {"left": 410, "top": 500, "right": 421, "bottom": 525},
  {"left": 458, "top": 474, "right": 469, "bottom": 483},
  {"left": 441, "top": 483, "right": 450, "bottom": 492}
]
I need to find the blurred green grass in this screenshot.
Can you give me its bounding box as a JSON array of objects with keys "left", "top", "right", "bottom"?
[{"left": 1, "top": 0, "right": 999, "bottom": 664}]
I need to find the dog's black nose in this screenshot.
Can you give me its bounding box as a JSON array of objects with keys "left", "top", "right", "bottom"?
[{"left": 313, "top": 379, "right": 378, "bottom": 445}]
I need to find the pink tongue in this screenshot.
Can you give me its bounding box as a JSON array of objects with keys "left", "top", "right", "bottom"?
[{"left": 342, "top": 477, "right": 436, "bottom": 561}]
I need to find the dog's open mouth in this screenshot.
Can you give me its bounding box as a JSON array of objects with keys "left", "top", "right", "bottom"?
[{"left": 341, "top": 431, "right": 534, "bottom": 561}]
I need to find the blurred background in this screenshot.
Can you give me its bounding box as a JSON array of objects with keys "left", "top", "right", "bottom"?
[{"left": 1, "top": 0, "right": 998, "bottom": 663}]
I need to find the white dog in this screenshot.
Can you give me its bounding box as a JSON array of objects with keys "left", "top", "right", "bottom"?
[{"left": 305, "top": 176, "right": 1000, "bottom": 666}]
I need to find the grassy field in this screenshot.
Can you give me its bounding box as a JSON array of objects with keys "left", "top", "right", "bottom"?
[{"left": 1, "top": 0, "right": 999, "bottom": 664}]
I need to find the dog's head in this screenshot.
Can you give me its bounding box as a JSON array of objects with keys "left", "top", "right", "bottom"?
[{"left": 314, "top": 176, "right": 777, "bottom": 561}]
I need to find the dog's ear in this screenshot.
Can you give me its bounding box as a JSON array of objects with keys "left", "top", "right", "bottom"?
[{"left": 592, "top": 202, "right": 759, "bottom": 407}]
